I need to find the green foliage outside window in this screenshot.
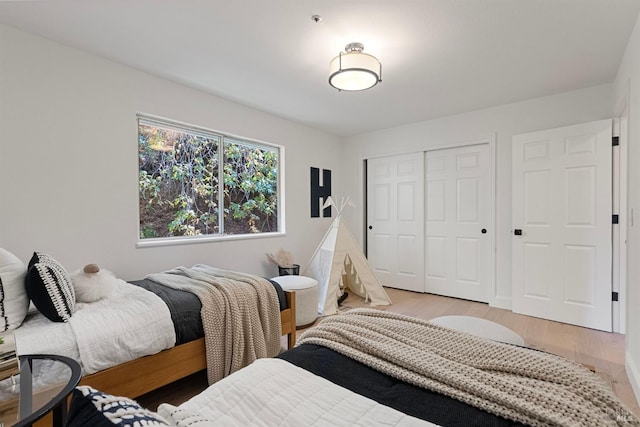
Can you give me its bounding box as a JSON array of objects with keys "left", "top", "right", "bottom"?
[{"left": 138, "top": 118, "right": 279, "bottom": 240}]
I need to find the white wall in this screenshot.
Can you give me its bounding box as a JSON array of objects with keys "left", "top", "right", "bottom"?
[
  {"left": 614, "top": 12, "right": 640, "bottom": 404},
  {"left": 0, "top": 25, "right": 340, "bottom": 280},
  {"left": 343, "top": 84, "right": 613, "bottom": 308}
]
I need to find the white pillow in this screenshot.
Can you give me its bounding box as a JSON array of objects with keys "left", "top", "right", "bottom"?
[
  {"left": 70, "top": 265, "right": 117, "bottom": 303},
  {"left": 0, "top": 248, "right": 29, "bottom": 330}
]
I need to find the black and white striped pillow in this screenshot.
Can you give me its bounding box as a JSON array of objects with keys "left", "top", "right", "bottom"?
[
  {"left": 26, "top": 252, "right": 75, "bottom": 322},
  {"left": 67, "top": 386, "right": 170, "bottom": 427}
]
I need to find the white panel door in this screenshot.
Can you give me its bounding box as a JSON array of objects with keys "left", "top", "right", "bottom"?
[
  {"left": 367, "top": 153, "right": 424, "bottom": 292},
  {"left": 425, "top": 144, "right": 491, "bottom": 302},
  {"left": 512, "top": 119, "right": 612, "bottom": 331}
]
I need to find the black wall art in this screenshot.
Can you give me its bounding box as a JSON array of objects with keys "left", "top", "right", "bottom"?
[{"left": 310, "top": 167, "right": 331, "bottom": 218}]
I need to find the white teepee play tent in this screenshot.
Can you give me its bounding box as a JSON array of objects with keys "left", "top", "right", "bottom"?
[{"left": 303, "top": 197, "right": 391, "bottom": 315}]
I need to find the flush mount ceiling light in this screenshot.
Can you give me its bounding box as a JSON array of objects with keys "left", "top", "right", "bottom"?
[{"left": 329, "top": 42, "right": 382, "bottom": 91}]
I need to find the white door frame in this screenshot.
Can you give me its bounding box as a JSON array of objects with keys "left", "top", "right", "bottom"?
[
  {"left": 364, "top": 134, "right": 497, "bottom": 305},
  {"left": 614, "top": 91, "right": 629, "bottom": 335}
]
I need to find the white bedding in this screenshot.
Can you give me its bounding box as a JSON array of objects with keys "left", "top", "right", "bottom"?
[
  {"left": 157, "top": 358, "right": 439, "bottom": 427},
  {"left": 14, "top": 279, "right": 176, "bottom": 374}
]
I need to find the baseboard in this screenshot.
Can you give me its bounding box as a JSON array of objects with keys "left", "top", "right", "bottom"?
[
  {"left": 626, "top": 350, "right": 640, "bottom": 406},
  {"left": 489, "top": 295, "right": 511, "bottom": 310}
]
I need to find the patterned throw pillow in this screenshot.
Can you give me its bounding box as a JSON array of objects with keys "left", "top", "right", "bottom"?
[
  {"left": 0, "top": 248, "right": 29, "bottom": 331},
  {"left": 25, "top": 252, "right": 75, "bottom": 322},
  {"left": 67, "top": 386, "right": 170, "bottom": 427}
]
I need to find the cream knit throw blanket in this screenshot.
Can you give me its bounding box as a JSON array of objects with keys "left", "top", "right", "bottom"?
[
  {"left": 298, "top": 309, "right": 638, "bottom": 427},
  {"left": 146, "top": 265, "right": 281, "bottom": 384}
]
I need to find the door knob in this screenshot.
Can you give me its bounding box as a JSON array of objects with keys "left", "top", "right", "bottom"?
[
  {"left": 514, "top": 229, "right": 522, "bottom": 235},
  {"left": 368, "top": 225, "right": 373, "bottom": 230},
  {"left": 481, "top": 228, "right": 487, "bottom": 234}
]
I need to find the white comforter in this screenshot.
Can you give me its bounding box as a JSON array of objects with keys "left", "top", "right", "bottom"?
[
  {"left": 157, "top": 358, "right": 439, "bottom": 427},
  {"left": 14, "top": 279, "right": 175, "bottom": 374}
]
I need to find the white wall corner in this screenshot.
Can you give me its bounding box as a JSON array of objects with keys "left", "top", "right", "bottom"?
[{"left": 626, "top": 351, "right": 640, "bottom": 406}]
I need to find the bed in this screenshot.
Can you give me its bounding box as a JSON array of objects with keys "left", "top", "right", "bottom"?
[
  {"left": 11, "top": 262, "right": 296, "bottom": 402},
  {"left": 67, "top": 308, "right": 639, "bottom": 427},
  {"left": 77, "top": 286, "right": 295, "bottom": 399}
]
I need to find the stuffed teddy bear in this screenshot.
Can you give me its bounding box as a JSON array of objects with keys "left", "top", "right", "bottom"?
[{"left": 70, "top": 263, "right": 117, "bottom": 303}]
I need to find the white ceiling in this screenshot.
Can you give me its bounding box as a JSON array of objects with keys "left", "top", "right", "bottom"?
[{"left": 1, "top": 0, "right": 639, "bottom": 136}]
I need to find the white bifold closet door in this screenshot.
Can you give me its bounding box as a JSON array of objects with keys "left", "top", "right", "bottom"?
[
  {"left": 367, "top": 153, "right": 425, "bottom": 293},
  {"left": 424, "top": 144, "right": 491, "bottom": 303},
  {"left": 367, "top": 144, "right": 492, "bottom": 300}
]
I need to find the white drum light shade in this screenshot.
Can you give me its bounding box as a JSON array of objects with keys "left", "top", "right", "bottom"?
[{"left": 329, "top": 43, "right": 381, "bottom": 91}]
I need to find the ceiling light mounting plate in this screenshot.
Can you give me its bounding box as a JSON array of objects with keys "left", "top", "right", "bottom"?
[{"left": 344, "top": 42, "right": 364, "bottom": 53}]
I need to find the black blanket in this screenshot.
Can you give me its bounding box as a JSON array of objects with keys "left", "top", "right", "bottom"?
[
  {"left": 130, "top": 278, "right": 287, "bottom": 345},
  {"left": 278, "top": 344, "right": 526, "bottom": 427}
]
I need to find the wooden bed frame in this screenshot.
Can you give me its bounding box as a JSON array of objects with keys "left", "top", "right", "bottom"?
[{"left": 77, "top": 290, "right": 296, "bottom": 399}]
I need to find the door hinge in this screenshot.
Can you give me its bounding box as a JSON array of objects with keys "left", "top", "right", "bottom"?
[
  {"left": 613, "top": 136, "right": 620, "bottom": 146},
  {"left": 613, "top": 214, "right": 619, "bottom": 224},
  {"left": 612, "top": 291, "right": 619, "bottom": 302}
]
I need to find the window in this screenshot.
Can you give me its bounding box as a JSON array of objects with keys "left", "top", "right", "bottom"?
[{"left": 137, "top": 115, "right": 280, "bottom": 243}]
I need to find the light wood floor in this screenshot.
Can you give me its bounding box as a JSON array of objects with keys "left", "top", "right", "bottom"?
[{"left": 137, "top": 288, "right": 640, "bottom": 417}]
